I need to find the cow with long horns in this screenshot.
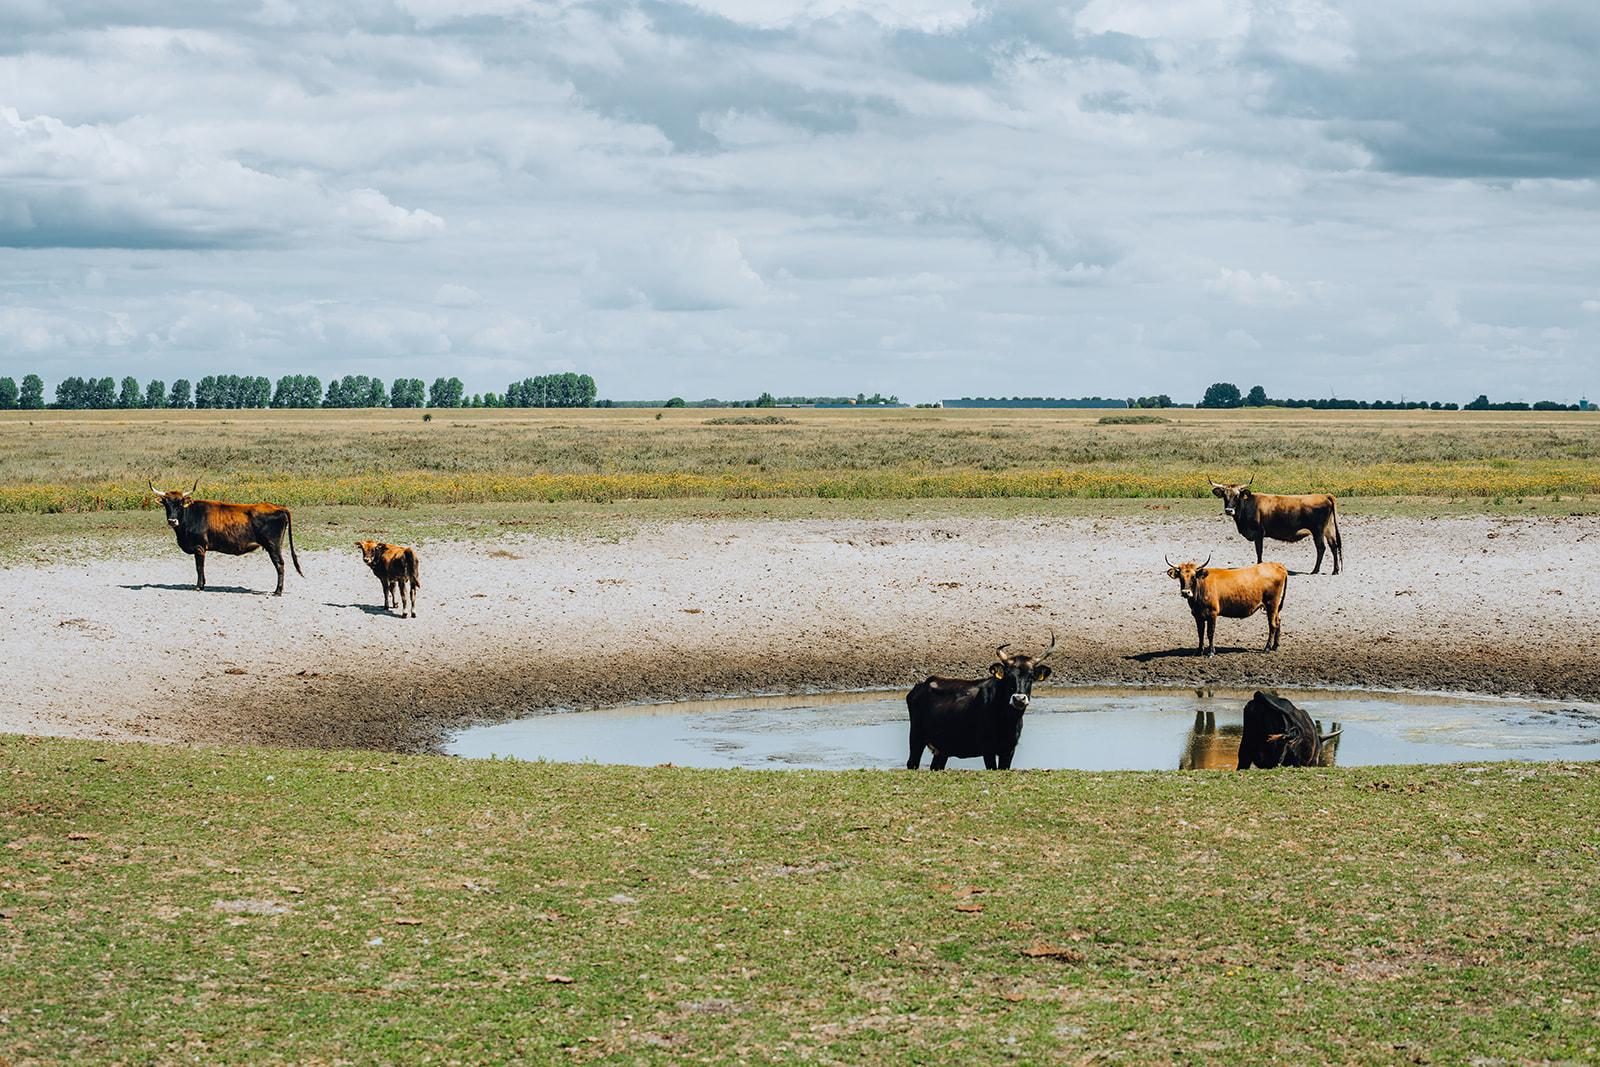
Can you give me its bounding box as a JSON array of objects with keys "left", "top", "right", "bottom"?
[
  {"left": 149, "top": 479, "right": 303, "bottom": 595},
  {"left": 905, "top": 634, "right": 1056, "bottom": 770},
  {"left": 1209, "top": 477, "right": 1343, "bottom": 575},
  {"left": 1165, "top": 554, "right": 1288, "bottom": 657}
]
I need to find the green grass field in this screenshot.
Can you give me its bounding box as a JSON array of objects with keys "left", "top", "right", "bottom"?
[{"left": 3, "top": 737, "right": 1597, "bottom": 1063}]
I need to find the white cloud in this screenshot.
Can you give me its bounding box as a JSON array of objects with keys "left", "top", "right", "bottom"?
[
  {"left": 433, "top": 283, "right": 484, "bottom": 308},
  {"left": 1205, "top": 268, "right": 1304, "bottom": 307},
  {"left": 584, "top": 231, "right": 768, "bottom": 311}
]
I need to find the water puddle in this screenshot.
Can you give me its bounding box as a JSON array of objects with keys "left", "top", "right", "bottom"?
[{"left": 445, "top": 687, "right": 1600, "bottom": 771}]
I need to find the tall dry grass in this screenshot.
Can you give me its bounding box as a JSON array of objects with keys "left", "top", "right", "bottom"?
[{"left": 1, "top": 407, "right": 1594, "bottom": 511}]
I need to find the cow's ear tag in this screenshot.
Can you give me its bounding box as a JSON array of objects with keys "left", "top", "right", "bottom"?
[
  {"left": 1034, "top": 664, "right": 1052, "bottom": 681},
  {"left": 990, "top": 664, "right": 1005, "bottom": 679}
]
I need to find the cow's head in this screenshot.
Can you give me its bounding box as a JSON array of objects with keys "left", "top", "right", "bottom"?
[
  {"left": 149, "top": 478, "right": 198, "bottom": 529},
  {"left": 1165, "top": 554, "right": 1212, "bottom": 601},
  {"left": 1209, "top": 476, "right": 1253, "bottom": 517},
  {"left": 356, "top": 540, "right": 387, "bottom": 566},
  {"left": 989, "top": 633, "right": 1056, "bottom": 711}
]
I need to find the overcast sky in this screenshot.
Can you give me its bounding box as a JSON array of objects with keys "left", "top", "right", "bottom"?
[{"left": 2, "top": 0, "right": 1597, "bottom": 403}]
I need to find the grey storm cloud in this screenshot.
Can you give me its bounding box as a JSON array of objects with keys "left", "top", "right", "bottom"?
[{"left": 0, "top": 0, "right": 1596, "bottom": 402}]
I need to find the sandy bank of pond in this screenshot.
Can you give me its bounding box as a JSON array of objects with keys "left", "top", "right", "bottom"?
[{"left": 1, "top": 514, "right": 1595, "bottom": 752}]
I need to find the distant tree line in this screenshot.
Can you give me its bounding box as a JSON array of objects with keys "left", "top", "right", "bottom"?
[
  {"left": 600, "top": 392, "right": 900, "bottom": 409},
  {"left": 944, "top": 397, "right": 1127, "bottom": 409},
  {"left": 502, "top": 373, "right": 597, "bottom": 408},
  {"left": 0, "top": 372, "right": 579, "bottom": 410},
  {"left": 1197, "top": 383, "right": 1589, "bottom": 412},
  {"left": 1463, "top": 394, "right": 1584, "bottom": 412}
]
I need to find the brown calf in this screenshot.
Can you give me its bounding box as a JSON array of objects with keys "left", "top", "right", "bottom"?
[
  {"left": 151, "top": 480, "right": 302, "bottom": 595},
  {"left": 357, "top": 541, "right": 421, "bottom": 618},
  {"left": 1209, "top": 478, "right": 1343, "bottom": 574},
  {"left": 1164, "top": 555, "right": 1288, "bottom": 657}
]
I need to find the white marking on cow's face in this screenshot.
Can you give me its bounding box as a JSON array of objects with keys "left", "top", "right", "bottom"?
[
  {"left": 1223, "top": 506, "right": 1235, "bottom": 516},
  {"left": 1010, "top": 693, "right": 1030, "bottom": 711}
]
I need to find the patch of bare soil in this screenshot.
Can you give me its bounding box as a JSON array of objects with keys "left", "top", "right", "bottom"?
[{"left": 1, "top": 515, "right": 1595, "bottom": 752}]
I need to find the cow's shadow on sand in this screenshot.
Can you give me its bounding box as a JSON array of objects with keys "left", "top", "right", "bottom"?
[
  {"left": 1126, "top": 646, "right": 1255, "bottom": 662},
  {"left": 119, "top": 583, "right": 263, "bottom": 595},
  {"left": 322, "top": 601, "right": 406, "bottom": 618}
]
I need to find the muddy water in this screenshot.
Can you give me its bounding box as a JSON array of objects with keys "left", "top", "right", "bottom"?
[{"left": 445, "top": 687, "right": 1600, "bottom": 771}]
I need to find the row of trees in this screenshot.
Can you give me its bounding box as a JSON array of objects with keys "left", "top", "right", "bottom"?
[
  {"left": 1201, "top": 383, "right": 1469, "bottom": 410},
  {"left": 0, "top": 375, "right": 46, "bottom": 409},
  {"left": 503, "top": 373, "right": 597, "bottom": 408},
  {"left": 1, "top": 373, "right": 569, "bottom": 409},
  {"left": 1201, "top": 383, "right": 1590, "bottom": 411}
]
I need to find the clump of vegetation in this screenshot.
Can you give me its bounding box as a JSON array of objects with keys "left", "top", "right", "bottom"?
[
  {"left": 702, "top": 415, "right": 800, "bottom": 426},
  {"left": 1097, "top": 413, "right": 1171, "bottom": 425}
]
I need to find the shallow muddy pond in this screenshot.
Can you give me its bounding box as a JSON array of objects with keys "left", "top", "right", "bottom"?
[{"left": 446, "top": 687, "right": 1600, "bottom": 771}]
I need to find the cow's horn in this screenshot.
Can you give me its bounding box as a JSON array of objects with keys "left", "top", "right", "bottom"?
[
  {"left": 1208, "top": 477, "right": 1221, "bottom": 488},
  {"left": 1245, "top": 474, "right": 1254, "bottom": 488},
  {"left": 1200, "top": 553, "right": 1212, "bottom": 569},
  {"left": 1037, "top": 630, "right": 1058, "bottom": 662},
  {"left": 995, "top": 642, "right": 1012, "bottom": 662},
  {"left": 189, "top": 477, "right": 199, "bottom": 496},
  {"left": 1164, "top": 553, "right": 1175, "bottom": 568},
  {"left": 148, "top": 479, "right": 160, "bottom": 496}
]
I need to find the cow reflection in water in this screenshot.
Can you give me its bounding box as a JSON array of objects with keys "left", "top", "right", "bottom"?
[{"left": 1180, "top": 693, "right": 1342, "bottom": 770}]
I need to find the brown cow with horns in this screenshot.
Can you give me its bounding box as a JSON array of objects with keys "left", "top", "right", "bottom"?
[
  {"left": 1165, "top": 554, "right": 1288, "bottom": 657},
  {"left": 1210, "top": 477, "right": 1343, "bottom": 575},
  {"left": 150, "top": 479, "right": 303, "bottom": 595}
]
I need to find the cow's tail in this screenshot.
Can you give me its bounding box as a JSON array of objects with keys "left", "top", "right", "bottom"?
[
  {"left": 407, "top": 548, "right": 420, "bottom": 589},
  {"left": 1330, "top": 496, "right": 1344, "bottom": 567},
  {"left": 286, "top": 509, "right": 304, "bottom": 577}
]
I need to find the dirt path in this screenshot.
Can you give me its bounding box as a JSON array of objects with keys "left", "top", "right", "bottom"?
[{"left": 2, "top": 514, "right": 1596, "bottom": 752}]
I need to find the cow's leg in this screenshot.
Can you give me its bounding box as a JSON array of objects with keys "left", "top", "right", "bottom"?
[
  {"left": 1255, "top": 534, "right": 1265, "bottom": 565},
  {"left": 1206, "top": 617, "right": 1217, "bottom": 657},
  {"left": 1311, "top": 529, "right": 1326, "bottom": 574},
  {"left": 983, "top": 753, "right": 996, "bottom": 770},
  {"left": 906, "top": 728, "right": 924, "bottom": 770},
  {"left": 1194, "top": 614, "right": 1206, "bottom": 655},
  {"left": 265, "top": 542, "right": 286, "bottom": 596},
  {"left": 998, "top": 749, "right": 1015, "bottom": 770},
  {"left": 929, "top": 753, "right": 949, "bottom": 771},
  {"left": 194, "top": 549, "right": 206, "bottom": 591},
  {"left": 406, "top": 580, "right": 417, "bottom": 618}
]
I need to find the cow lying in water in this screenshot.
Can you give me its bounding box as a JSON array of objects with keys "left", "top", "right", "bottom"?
[
  {"left": 1165, "top": 555, "right": 1288, "bottom": 657},
  {"left": 905, "top": 634, "right": 1056, "bottom": 770},
  {"left": 150, "top": 479, "right": 302, "bottom": 595},
  {"left": 357, "top": 541, "right": 421, "bottom": 617},
  {"left": 1238, "top": 691, "right": 1340, "bottom": 769}
]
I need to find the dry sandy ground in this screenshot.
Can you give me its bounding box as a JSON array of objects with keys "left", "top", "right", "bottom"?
[{"left": 1, "top": 514, "right": 1596, "bottom": 752}]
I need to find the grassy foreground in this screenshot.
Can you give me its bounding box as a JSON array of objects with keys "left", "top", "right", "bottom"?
[
  {"left": 3, "top": 737, "right": 1598, "bottom": 1063},
  {"left": 2, "top": 407, "right": 1597, "bottom": 513}
]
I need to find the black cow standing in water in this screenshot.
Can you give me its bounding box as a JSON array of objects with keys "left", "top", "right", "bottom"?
[
  {"left": 905, "top": 634, "right": 1056, "bottom": 770},
  {"left": 1237, "top": 691, "right": 1341, "bottom": 769}
]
